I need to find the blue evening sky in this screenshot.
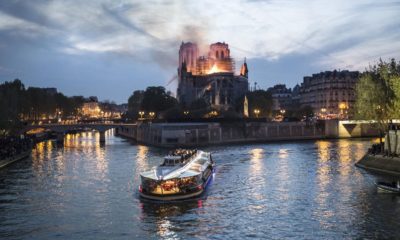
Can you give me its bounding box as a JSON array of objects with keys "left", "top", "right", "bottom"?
[{"left": 0, "top": 0, "right": 399, "bottom": 103}]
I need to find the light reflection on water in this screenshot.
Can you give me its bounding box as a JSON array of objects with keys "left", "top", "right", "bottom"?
[{"left": 0, "top": 134, "right": 399, "bottom": 239}]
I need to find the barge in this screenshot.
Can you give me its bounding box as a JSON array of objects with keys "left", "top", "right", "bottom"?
[{"left": 139, "top": 149, "right": 214, "bottom": 201}]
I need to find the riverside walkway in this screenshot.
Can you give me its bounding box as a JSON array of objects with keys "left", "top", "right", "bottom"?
[{"left": 24, "top": 123, "right": 133, "bottom": 143}]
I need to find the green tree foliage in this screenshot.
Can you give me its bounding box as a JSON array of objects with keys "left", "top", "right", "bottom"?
[
  {"left": 126, "top": 87, "right": 179, "bottom": 119},
  {"left": 0, "top": 79, "right": 25, "bottom": 134},
  {"left": 183, "top": 98, "right": 211, "bottom": 118},
  {"left": 0, "top": 79, "right": 85, "bottom": 135},
  {"left": 390, "top": 59, "right": 400, "bottom": 119},
  {"left": 237, "top": 90, "right": 273, "bottom": 118},
  {"left": 140, "top": 86, "right": 178, "bottom": 112},
  {"left": 355, "top": 59, "right": 400, "bottom": 147},
  {"left": 127, "top": 90, "right": 144, "bottom": 119},
  {"left": 282, "top": 103, "right": 314, "bottom": 120}
]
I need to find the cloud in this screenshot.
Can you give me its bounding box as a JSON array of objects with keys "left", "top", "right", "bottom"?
[
  {"left": 0, "top": 11, "right": 51, "bottom": 38},
  {"left": 0, "top": 0, "right": 400, "bottom": 64},
  {"left": 0, "top": 0, "right": 399, "bottom": 78}
]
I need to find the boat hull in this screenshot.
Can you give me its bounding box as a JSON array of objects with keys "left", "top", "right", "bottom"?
[
  {"left": 140, "top": 169, "right": 214, "bottom": 201},
  {"left": 376, "top": 182, "right": 400, "bottom": 193},
  {"left": 140, "top": 188, "right": 204, "bottom": 201}
]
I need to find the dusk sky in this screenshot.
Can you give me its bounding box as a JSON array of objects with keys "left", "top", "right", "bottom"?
[{"left": 0, "top": 0, "right": 399, "bottom": 103}]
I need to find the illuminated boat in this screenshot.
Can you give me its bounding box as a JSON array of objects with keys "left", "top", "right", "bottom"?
[
  {"left": 376, "top": 181, "right": 400, "bottom": 193},
  {"left": 139, "top": 149, "right": 214, "bottom": 201}
]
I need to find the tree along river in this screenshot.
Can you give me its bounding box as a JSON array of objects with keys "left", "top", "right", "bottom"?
[{"left": 0, "top": 131, "right": 399, "bottom": 239}]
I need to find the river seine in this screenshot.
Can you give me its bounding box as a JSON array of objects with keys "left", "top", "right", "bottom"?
[{"left": 1, "top": 131, "right": 399, "bottom": 239}]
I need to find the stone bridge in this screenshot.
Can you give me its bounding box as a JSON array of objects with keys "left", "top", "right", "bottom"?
[{"left": 24, "top": 123, "right": 132, "bottom": 143}]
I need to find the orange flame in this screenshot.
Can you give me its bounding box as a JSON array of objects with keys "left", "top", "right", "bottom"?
[
  {"left": 208, "top": 64, "right": 220, "bottom": 74},
  {"left": 207, "top": 63, "right": 230, "bottom": 74}
]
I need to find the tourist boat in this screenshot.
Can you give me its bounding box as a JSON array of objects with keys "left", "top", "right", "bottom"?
[
  {"left": 139, "top": 149, "right": 215, "bottom": 201},
  {"left": 376, "top": 181, "right": 400, "bottom": 193}
]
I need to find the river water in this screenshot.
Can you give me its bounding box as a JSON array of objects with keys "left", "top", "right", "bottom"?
[{"left": 0, "top": 131, "right": 399, "bottom": 239}]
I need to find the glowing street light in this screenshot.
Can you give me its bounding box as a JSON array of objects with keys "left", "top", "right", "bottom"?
[
  {"left": 320, "top": 107, "right": 327, "bottom": 119},
  {"left": 183, "top": 111, "right": 189, "bottom": 116},
  {"left": 149, "top": 112, "right": 155, "bottom": 119},
  {"left": 139, "top": 111, "right": 145, "bottom": 119},
  {"left": 209, "top": 111, "right": 218, "bottom": 117},
  {"left": 253, "top": 109, "right": 260, "bottom": 118},
  {"left": 339, "top": 102, "right": 348, "bottom": 119},
  {"left": 280, "top": 109, "right": 286, "bottom": 115}
]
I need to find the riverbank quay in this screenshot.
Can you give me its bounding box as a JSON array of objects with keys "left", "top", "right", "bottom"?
[
  {"left": 356, "top": 154, "right": 400, "bottom": 176},
  {"left": 0, "top": 149, "right": 31, "bottom": 169},
  {"left": 116, "top": 119, "right": 380, "bottom": 148},
  {"left": 0, "top": 136, "right": 32, "bottom": 169},
  {"left": 356, "top": 130, "right": 400, "bottom": 176}
]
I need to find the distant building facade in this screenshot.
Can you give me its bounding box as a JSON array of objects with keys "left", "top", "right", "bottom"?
[
  {"left": 299, "top": 70, "right": 359, "bottom": 119},
  {"left": 81, "top": 96, "right": 101, "bottom": 118},
  {"left": 267, "top": 84, "right": 292, "bottom": 111},
  {"left": 291, "top": 84, "right": 301, "bottom": 108},
  {"left": 177, "top": 42, "right": 248, "bottom": 111}
]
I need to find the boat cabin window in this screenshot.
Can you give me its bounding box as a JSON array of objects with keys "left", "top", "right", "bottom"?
[{"left": 163, "top": 157, "right": 182, "bottom": 166}]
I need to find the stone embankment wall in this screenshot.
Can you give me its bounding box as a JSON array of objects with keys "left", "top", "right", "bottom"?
[
  {"left": 355, "top": 130, "right": 400, "bottom": 176},
  {"left": 356, "top": 154, "right": 400, "bottom": 176},
  {"left": 116, "top": 120, "right": 379, "bottom": 148}
]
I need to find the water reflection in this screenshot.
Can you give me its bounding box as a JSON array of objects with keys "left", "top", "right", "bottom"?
[
  {"left": 249, "top": 148, "right": 264, "bottom": 175},
  {"left": 3, "top": 136, "right": 399, "bottom": 239},
  {"left": 246, "top": 148, "right": 267, "bottom": 214},
  {"left": 276, "top": 148, "right": 290, "bottom": 209},
  {"left": 314, "top": 140, "right": 334, "bottom": 229},
  {"left": 140, "top": 200, "right": 203, "bottom": 239},
  {"left": 136, "top": 145, "right": 150, "bottom": 171}
]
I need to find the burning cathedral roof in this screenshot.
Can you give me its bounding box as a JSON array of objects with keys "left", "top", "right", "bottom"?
[{"left": 178, "top": 41, "right": 238, "bottom": 76}]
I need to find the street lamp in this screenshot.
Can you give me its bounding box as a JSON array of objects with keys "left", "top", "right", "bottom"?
[
  {"left": 138, "top": 111, "right": 145, "bottom": 119},
  {"left": 280, "top": 109, "right": 286, "bottom": 115},
  {"left": 149, "top": 112, "right": 155, "bottom": 119},
  {"left": 209, "top": 111, "right": 218, "bottom": 117},
  {"left": 320, "top": 108, "right": 327, "bottom": 119},
  {"left": 253, "top": 109, "right": 260, "bottom": 118},
  {"left": 339, "top": 102, "right": 348, "bottom": 119},
  {"left": 58, "top": 111, "right": 62, "bottom": 123},
  {"left": 184, "top": 111, "right": 189, "bottom": 116}
]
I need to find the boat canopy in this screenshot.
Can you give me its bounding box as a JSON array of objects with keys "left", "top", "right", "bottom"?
[
  {"left": 140, "top": 150, "right": 210, "bottom": 181},
  {"left": 163, "top": 156, "right": 184, "bottom": 166}
]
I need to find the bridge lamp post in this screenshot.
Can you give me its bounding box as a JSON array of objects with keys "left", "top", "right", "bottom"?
[
  {"left": 253, "top": 109, "right": 260, "bottom": 118},
  {"left": 184, "top": 111, "right": 189, "bottom": 116}
]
